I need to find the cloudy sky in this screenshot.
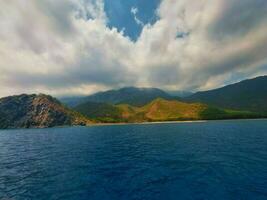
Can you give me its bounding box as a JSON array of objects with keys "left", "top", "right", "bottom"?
[{"left": 0, "top": 0, "right": 267, "bottom": 97}]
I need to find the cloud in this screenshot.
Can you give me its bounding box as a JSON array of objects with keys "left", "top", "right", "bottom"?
[
  {"left": 208, "top": 0, "right": 267, "bottom": 40},
  {"left": 134, "top": 0, "right": 267, "bottom": 90},
  {"left": 131, "top": 7, "right": 144, "bottom": 27},
  {"left": 0, "top": 0, "right": 267, "bottom": 97}
]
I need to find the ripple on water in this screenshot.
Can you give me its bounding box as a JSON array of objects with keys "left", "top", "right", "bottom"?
[{"left": 0, "top": 120, "right": 267, "bottom": 200}]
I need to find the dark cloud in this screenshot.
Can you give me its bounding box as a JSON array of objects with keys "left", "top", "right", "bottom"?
[{"left": 208, "top": 0, "right": 267, "bottom": 40}]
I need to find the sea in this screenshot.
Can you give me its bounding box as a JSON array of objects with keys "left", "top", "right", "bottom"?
[{"left": 0, "top": 120, "right": 267, "bottom": 200}]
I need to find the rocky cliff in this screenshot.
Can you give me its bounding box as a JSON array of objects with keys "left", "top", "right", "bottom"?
[{"left": 0, "top": 94, "right": 90, "bottom": 129}]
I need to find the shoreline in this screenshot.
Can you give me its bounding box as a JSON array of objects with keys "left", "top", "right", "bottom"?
[
  {"left": 1, "top": 118, "right": 267, "bottom": 131},
  {"left": 88, "top": 118, "right": 267, "bottom": 127},
  {"left": 89, "top": 120, "right": 207, "bottom": 127}
]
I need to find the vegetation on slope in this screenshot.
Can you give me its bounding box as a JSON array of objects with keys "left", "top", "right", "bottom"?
[
  {"left": 199, "top": 107, "right": 264, "bottom": 120},
  {"left": 75, "top": 102, "right": 122, "bottom": 123},
  {"left": 74, "top": 98, "right": 263, "bottom": 123},
  {"left": 186, "top": 76, "right": 267, "bottom": 113}
]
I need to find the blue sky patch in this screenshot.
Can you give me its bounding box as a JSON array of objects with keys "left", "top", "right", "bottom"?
[{"left": 104, "top": 0, "right": 161, "bottom": 41}]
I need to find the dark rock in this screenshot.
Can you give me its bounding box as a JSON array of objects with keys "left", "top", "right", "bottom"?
[{"left": 0, "top": 94, "right": 90, "bottom": 129}]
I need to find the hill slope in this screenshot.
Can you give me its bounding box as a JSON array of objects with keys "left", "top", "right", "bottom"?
[
  {"left": 186, "top": 76, "right": 267, "bottom": 113},
  {"left": 0, "top": 94, "right": 90, "bottom": 129},
  {"left": 61, "top": 87, "right": 175, "bottom": 107},
  {"left": 75, "top": 98, "right": 260, "bottom": 123},
  {"left": 75, "top": 102, "right": 122, "bottom": 122}
]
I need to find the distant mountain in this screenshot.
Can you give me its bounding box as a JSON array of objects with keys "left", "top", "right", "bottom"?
[
  {"left": 62, "top": 87, "right": 176, "bottom": 107},
  {"left": 60, "top": 95, "right": 86, "bottom": 107},
  {"left": 0, "top": 94, "right": 89, "bottom": 129},
  {"left": 2, "top": 75, "right": 267, "bottom": 129},
  {"left": 165, "top": 90, "right": 193, "bottom": 97},
  {"left": 186, "top": 76, "right": 267, "bottom": 113},
  {"left": 74, "top": 98, "right": 260, "bottom": 123},
  {"left": 0, "top": 92, "right": 263, "bottom": 129}
]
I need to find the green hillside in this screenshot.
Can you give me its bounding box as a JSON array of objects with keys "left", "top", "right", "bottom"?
[
  {"left": 186, "top": 76, "right": 267, "bottom": 113},
  {"left": 75, "top": 102, "right": 122, "bottom": 123},
  {"left": 74, "top": 98, "right": 262, "bottom": 123}
]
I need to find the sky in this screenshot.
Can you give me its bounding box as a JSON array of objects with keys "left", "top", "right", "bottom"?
[{"left": 0, "top": 0, "right": 267, "bottom": 97}]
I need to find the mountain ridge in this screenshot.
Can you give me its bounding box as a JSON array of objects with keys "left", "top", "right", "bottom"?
[
  {"left": 186, "top": 76, "right": 267, "bottom": 112},
  {"left": 61, "top": 87, "right": 176, "bottom": 107}
]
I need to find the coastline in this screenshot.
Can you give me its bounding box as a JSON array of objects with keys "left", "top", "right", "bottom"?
[
  {"left": 1, "top": 118, "right": 267, "bottom": 131},
  {"left": 89, "top": 120, "right": 207, "bottom": 127},
  {"left": 88, "top": 118, "right": 267, "bottom": 127}
]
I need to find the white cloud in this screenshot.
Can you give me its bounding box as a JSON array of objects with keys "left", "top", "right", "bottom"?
[
  {"left": 134, "top": 0, "right": 267, "bottom": 90},
  {"left": 130, "top": 7, "right": 138, "bottom": 15},
  {"left": 131, "top": 7, "right": 144, "bottom": 27},
  {"left": 0, "top": 0, "right": 267, "bottom": 97}
]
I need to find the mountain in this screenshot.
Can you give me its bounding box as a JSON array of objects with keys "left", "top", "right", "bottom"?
[
  {"left": 60, "top": 95, "right": 86, "bottom": 108},
  {"left": 0, "top": 94, "right": 90, "bottom": 129},
  {"left": 75, "top": 98, "right": 260, "bottom": 123},
  {"left": 165, "top": 90, "right": 193, "bottom": 98},
  {"left": 2, "top": 76, "right": 267, "bottom": 129},
  {"left": 186, "top": 76, "right": 267, "bottom": 113},
  {"left": 61, "top": 87, "right": 176, "bottom": 107}
]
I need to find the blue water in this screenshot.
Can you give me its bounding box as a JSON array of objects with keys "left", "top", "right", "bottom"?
[{"left": 0, "top": 120, "right": 267, "bottom": 200}]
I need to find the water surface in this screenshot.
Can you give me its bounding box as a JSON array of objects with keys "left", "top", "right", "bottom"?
[{"left": 0, "top": 120, "right": 267, "bottom": 200}]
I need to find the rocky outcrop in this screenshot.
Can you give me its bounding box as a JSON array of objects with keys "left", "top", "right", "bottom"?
[{"left": 0, "top": 94, "right": 90, "bottom": 129}]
